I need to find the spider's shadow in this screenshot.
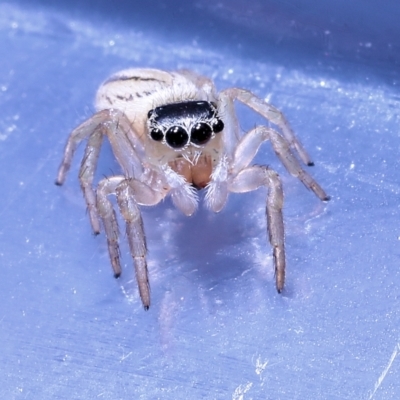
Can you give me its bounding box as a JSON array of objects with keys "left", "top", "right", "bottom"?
[{"left": 144, "top": 190, "right": 268, "bottom": 286}]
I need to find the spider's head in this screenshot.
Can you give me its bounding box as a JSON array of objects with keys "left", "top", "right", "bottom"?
[{"left": 147, "top": 101, "right": 224, "bottom": 150}]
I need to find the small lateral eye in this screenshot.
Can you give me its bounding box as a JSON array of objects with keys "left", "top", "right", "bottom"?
[
  {"left": 165, "top": 126, "right": 189, "bottom": 148},
  {"left": 150, "top": 128, "right": 163, "bottom": 141},
  {"left": 147, "top": 109, "right": 154, "bottom": 118},
  {"left": 191, "top": 122, "right": 212, "bottom": 145},
  {"left": 212, "top": 118, "right": 224, "bottom": 133}
]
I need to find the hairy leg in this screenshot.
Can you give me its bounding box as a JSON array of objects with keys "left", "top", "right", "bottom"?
[
  {"left": 116, "top": 180, "right": 150, "bottom": 310},
  {"left": 221, "top": 87, "right": 314, "bottom": 166},
  {"left": 229, "top": 166, "right": 286, "bottom": 292},
  {"left": 97, "top": 176, "right": 125, "bottom": 277},
  {"left": 56, "top": 109, "right": 146, "bottom": 233},
  {"left": 231, "top": 126, "right": 329, "bottom": 201}
]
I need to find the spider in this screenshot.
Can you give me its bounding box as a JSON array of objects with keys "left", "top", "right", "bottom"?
[{"left": 56, "top": 68, "right": 329, "bottom": 310}]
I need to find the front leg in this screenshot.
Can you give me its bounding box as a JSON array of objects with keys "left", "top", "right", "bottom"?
[
  {"left": 116, "top": 181, "right": 150, "bottom": 310},
  {"left": 221, "top": 88, "right": 314, "bottom": 166},
  {"left": 231, "top": 126, "right": 329, "bottom": 201},
  {"left": 229, "top": 166, "right": 285, "bottom": 292},
  {"left": 97, "top": 174, "right": 170, "bottom": 309}
]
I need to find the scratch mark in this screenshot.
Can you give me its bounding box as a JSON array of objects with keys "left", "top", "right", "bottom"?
[
  {"left": 368, "top": 342, "right": 400, "bottom": 399},
  {"left": 254, "top": 356, "right": 269, "bottom": 379},
  {"left": 232, "top": 382, "right": 253, "bottom": 400},
  {"left": 120, "top": 351, "right": 132, "bottom": 362},
  {"left": 119, "top": 278, "right": 137, "bottom": 303}
]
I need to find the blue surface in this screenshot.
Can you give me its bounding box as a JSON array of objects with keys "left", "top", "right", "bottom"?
[{"left": 1, "top": 1, "right": 400, "bottom": 399}]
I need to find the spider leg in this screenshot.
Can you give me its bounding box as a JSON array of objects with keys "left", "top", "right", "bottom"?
[
  {"left": 229, "top": 166, "right": 285, "bottom": 292},
  {"left": 221, "top": 88, "right": 314, "bottom": 166},
  {"left": 97, "top": 173, "right": 170, "bottom": 309},
  {"left": 97, "top": 176, "right": 125, "bottom": 278},
  {"left": 56, "top": 111, "right": 108, "bottom": 185},
  {"left": 56, "top": 109, "right": 146, "bottom": 234},
  {"left": 115, "top": 180, "right": 150, "bottom": 310},
  {"left": 231, "top": 126, "right": 329, "bottom": 201},
  {"left": 79, "top": 129, "right": 103, "bottom": 234}
]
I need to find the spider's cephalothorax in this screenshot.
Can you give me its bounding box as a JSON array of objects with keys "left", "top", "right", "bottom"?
[
  {"left": 56, "top": 68, "right": 329, "bottom": 310},
  {"left": 147, "top": 101, "right": 224, "bottom": 149}
]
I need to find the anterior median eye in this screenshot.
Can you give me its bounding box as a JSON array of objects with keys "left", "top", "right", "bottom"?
[
  {"left": 165, "top": 126, "right": 189, "bottom": 148},
  {"left": 191, "top": 122, "right": 212, "bottom": 145},
  {"left": 150, "top": 128, "right": 163, "bottom": 141}
]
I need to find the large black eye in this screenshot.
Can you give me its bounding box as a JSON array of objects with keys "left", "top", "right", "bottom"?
[
  {"left": 212, "top": 118, "right": 224, "bottom": 133},
  {"left": 165, "top": 126, "right": 189, "bottom": 148},
  {"left": 150, "top": 128, "right": 163, "bottom": 141},
  {"left": 191, "top": 122, "right": 212, "bottom": 145}
]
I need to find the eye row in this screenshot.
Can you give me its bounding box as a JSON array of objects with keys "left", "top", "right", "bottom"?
[{"left": 150, "top": 119, "right": 224, "bottom": 149}]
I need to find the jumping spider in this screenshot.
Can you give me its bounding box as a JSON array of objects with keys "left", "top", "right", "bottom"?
[{"left": 56, "top": 68, "right": 329, "bottom": 310}]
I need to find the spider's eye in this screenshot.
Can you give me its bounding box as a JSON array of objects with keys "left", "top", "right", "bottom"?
[
  {"left": 212, "top": 118, "right": 224, "bottom": 133},
  {"left": 150, "top": 128, "right": 163, "bottom": 141},
  {"left": 165, "top": 126, "right": 189, "bottom": 148},
  {"left": 191, "top": 122, "right": 212, "bottom": 145},
  {"left": 147, "top": 109, "right": 154, "bottom": 118}
]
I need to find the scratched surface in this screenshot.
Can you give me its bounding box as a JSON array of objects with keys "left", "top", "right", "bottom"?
[{"left": 1, "top": 1, "right": 400, "bottom": 399}]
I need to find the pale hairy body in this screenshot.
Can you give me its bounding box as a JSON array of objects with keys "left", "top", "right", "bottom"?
[{"left": 56, "top": 68, "right": 329, "bottom": 310}]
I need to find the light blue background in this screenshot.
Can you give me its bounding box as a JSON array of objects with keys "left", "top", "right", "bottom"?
[{"left": 1, "top": 1, "right": 400, "bottom": 398}]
